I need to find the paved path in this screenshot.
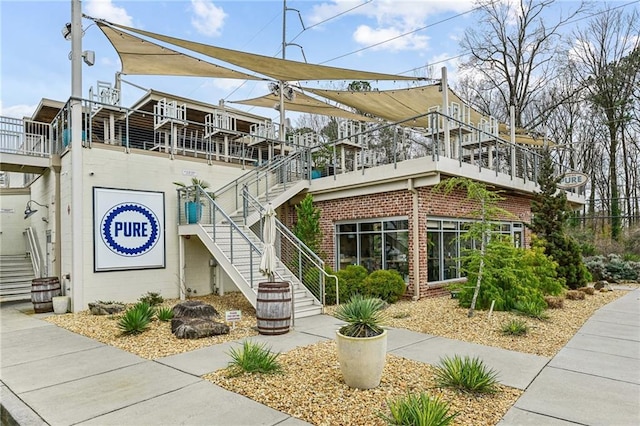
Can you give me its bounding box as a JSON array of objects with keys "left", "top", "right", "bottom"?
[{"left": 2, "top": 289, "right": 638, "bottom": 425}]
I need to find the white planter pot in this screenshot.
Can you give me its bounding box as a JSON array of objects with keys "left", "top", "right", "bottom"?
[
  {"left": 336, "top": 329, "right": 387, "bottom": 389},
  {"left": 52, "top": 296, "right": 70, "bottom": 314}
]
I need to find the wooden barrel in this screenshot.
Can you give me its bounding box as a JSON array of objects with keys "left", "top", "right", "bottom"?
[
  {"left": 256, "top": 282, "right": 291, "bottom": 335},
  {"left": 31, "top": 277, "right": 61, "bottom": 313}
]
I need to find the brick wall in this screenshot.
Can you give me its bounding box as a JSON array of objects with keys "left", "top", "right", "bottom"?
[{"left": 287, "top": 184, "right": 533, "bottom": 299}]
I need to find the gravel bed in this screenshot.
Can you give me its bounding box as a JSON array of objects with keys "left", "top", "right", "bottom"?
[{"left": 42, "top": 286, "right": 635, "bottom": 425}]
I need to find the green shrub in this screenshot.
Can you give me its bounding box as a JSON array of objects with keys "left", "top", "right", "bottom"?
[
  {"left": 501, "top": 319, "right": 529, "bottom": 336},
  {"left": 118, "top": 302, "right": 155, "bottom": 335},
  {"left": 335, "top": 264, "right": 369, "bottom": 300},
  {"left": 156, "top": 306, "right": 174, "bottom": 321},
  {"left": 139, "top": 291, "right": 164, "bottom": 306},
  {"left": 227, "top": 340, "right": 282, "bottom": 377},
  {"left": 362, "top": 269, "right": 406, "bottom": 303},
  {"left": 334, "top": 294, "right": 387, "bottom": 338},
  {"left": 379, "top": 392, "right": 458, "bottom": 426},
  {"left": 458, "top": 239, "right": 565, "bottom": 312},
  {"left": 584, "top": 254, "right": 639, "bottom": 281},
  {"left": 305, "top": 266, "right": 343, "bottom": 305},
  {"left": 434, "top": 355, "right": 499, "bottom": 394}
]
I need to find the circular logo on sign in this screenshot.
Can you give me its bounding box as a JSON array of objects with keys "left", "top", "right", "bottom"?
[{"left": 101, "top": 203, "right": 160, "bottom": 256}]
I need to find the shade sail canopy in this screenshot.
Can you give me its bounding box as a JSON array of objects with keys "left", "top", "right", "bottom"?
[
  {"left": 231, "top": 90, "right": 374, "bottom": 122},
  {"left": 303, "top": 85, "right": 546, "bottom": 145},
  {"left": 98, "top": 23, "right": 262, "bottom": 80},
  {"left": 304, "top": 84, "right": 486, "bottom": 128},
  {"left": 101, "top": 21, "right": 421, "bottom": 82}
]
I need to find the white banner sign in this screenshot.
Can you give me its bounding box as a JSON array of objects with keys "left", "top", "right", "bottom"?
[{"left": 94, "top": 187, "right": 165, "bottom": 272}]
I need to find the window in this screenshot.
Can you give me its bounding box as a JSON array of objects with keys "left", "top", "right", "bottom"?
[
  {"left": 336, "top": 218, "right": 409, "bottom": 281},
  {"left": 427, "top": 217, "right": 524, "bottom": 282}
]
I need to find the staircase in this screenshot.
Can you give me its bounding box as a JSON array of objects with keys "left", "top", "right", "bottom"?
[
  {"left": 0, "top": 255, "right": 35, "bottom": 302},
  {"left": 177, "top": 151, "right": 332, "bottom": 319}
]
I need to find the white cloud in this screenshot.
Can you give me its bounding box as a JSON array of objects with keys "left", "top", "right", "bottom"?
[
  {"left": 85, "top": 0, "right": 133, "bottom": 26},
  {"left": 308, "top": 0, "right": 475, "bottom": 52},
  {"left": 353, "top": 25, "right": 428, "bottom": 51},
  {"left": 190, "top": 0, "right": 226, "bottom": 37},
  {"left": 0, "top": 101, "right": 37, "bottom": 119}
]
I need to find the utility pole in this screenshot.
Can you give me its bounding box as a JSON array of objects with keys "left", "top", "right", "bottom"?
[{"left": 70, "top": 0, "right": 84, "bottom": 311}]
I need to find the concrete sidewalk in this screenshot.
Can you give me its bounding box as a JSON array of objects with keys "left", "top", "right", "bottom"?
[
  {"left": 2, "top": 289, "right": 638, "bottom": 425},
  {"left": 499, "top": 287, "right": 640, "bottom": 425}
]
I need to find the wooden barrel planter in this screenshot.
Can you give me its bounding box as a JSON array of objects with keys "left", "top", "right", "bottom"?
[
  {"left": 31, "top": 277, "right": 61, "bottom": 313},
  {"left": 256, "top": 282, "right": 291, "bottom": 335}
]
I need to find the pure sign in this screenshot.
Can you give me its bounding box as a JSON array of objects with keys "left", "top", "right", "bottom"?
[{"left": 557, "top": 172, "right": 589, "bottom": 189}]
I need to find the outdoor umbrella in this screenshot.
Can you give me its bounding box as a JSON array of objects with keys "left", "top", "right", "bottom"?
[{"left": 259, "top": 203, "right": 277, "bottom": 282}]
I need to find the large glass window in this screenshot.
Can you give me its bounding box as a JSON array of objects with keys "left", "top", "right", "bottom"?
[
  {"left": 336, "top": 218, "right": 409, "bottom": 281},
  {"left": 427, "top": 217, "right": 524, "bottom": 282}
]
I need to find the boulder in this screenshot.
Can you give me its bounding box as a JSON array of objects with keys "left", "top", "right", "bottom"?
[
  {"left": 172, "top": 300, "right": 219, "bottom": 319},
  {"left": 171, "top": 317, "right": 230, "bottom": 339},
  {"left": 88, "top": 302, "right": 125, "bottom": 315},
  {"left": 594, "top": 281, "right": 609, "bottom": 290}
]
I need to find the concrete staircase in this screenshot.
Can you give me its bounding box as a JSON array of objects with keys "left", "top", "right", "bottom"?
[{"left": 0, "top": 255, "right": 35, "bottom": 302}]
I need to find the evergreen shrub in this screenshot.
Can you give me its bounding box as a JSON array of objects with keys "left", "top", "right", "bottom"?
[
  {"left": 362, "top": 269, "right": 406, "bottom": 303},
  {"left": 335, "top": 264, "right": 369, "bottom": 300},
  {"left": 584, "top": 254, "right": 639, "bottom": 281}
]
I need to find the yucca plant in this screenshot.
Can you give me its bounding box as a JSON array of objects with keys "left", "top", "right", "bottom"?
[
  {"left": 138, "top": 291, "right": 164, "bottom": 306},
  {"left": 156, "top": 306, "right": 174, "bottom": 322},
  {"left": 117, "top": 302, "right": 155, "bottom": 335},
  {"left": 334, "top": 294, "right": 387, "bottom": 337},
  {"left": 434, "top": 355, "right": 499, "bottom": 394},
  {"left": 514, "top": 300, "right": 549, "bottom": 320},
  {"left": 379, "top": 392, "right": 458, "bottom": 426},
  {"left": 501, "top": 318, "right": 529, "bottom": 336},
  {"left": 227, "top": 340, "right": 282, "bottom": 377}
]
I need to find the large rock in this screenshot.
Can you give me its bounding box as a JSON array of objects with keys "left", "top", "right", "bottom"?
[
  {"left": 88, "top": 302, "right": 125, "bottom": 315},
  {"left": 172, "top": 300, "right": 219, "bottom": 318},
  {"left": 171, "top": 317, "right": 230, "bottom": 339}
]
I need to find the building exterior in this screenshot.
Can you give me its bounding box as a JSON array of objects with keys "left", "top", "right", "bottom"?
[{"left": 0, "top": 9, "right": 585, "bottom": 315}]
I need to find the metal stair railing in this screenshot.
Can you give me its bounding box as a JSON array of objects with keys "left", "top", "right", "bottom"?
[
  {"left": 24, "top": 227, "right": 42, "bottom": 278},
  {"left": 213, "top": 150, "right": 309, "bottom": 217},
  {"left": 177, "top": 184, "right": 288, "bottom": 288},
  {"left": 243, "top": 187, "right": 339, "bottom": 306}
]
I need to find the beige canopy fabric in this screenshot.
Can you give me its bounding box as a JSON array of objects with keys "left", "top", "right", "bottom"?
[
  {"left": 231, "top": 91, "right": 375, "bottom": 122},
  {"left": 304, "top": 84, "right": 489, "bottom": 128},
  {"left": 102, "top": 21, "right": 421, "bottom": 82},
  {"left": 303, "top": 86, "right": 546, "bottom": 146},
  {"left": 98, "top": 23, "right": 262, "bottom": 80}
]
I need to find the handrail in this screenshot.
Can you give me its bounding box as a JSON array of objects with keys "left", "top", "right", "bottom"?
[
  {"left": 177, "top": 184, "right": 286, "bottom": 289},
  {"left": 24, "top": 227, "right": 42, "bottom": 278},
  {"left": 243, "top": 187, "right": 339, "bottom": 306},
  {"left": 212, "top": 154, "right": 291, "bottom": 215}
]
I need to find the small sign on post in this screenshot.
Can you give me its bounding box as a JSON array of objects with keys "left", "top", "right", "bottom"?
[{"left": 225, "top": 310, "right": 242, "bottom": 329}]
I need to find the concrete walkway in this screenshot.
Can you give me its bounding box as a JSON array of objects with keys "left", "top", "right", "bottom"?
[{"left": 2, "top": 289, "right": 638, "bottom": 425}]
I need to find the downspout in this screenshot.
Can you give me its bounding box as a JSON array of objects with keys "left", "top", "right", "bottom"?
[{"left": 408, "top": 178, "right": 420, "bottom": 301}]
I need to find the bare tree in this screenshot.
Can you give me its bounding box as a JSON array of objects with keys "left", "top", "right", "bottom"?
[
  {"left": 459, "top": 0, "right": 585, "bottom": 130},
  {"left": 566, "top": 7, "right": 639, "bottom": 240}
]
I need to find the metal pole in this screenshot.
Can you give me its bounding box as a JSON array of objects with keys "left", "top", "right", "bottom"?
[
  {"left": 70, "top": 0, "right": 84, "bottom": 312},
  {"left": 279, "top": 0, "right": 287, "bottom": 146}
]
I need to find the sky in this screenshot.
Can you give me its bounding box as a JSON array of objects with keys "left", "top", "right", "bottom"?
[{"left": 1, "top": 0, "right": 637, "bottom": 125}]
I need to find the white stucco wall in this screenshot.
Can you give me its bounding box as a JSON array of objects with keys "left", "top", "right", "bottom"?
[
  {"left": 52, "top": 145, "right": 249, "bottom": 309},
  {"left": 0, "top": 191, "right": 30, "bottom": 255}
]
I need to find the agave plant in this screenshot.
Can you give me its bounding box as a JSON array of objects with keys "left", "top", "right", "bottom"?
[{"left": 334, "top": 294, "right": 387, "bottom": 338}]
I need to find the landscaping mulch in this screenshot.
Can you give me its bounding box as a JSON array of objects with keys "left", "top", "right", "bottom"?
[{"left": 43, "top": 286, "right": 635, "bottom": 425}]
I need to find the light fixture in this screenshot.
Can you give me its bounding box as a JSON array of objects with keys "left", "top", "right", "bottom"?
[
  {"left": 24, "top": 200, "right": 49, "bottom": 220},
  {"left": 82, "top": 50, "right": 95, "bottom": 66},
  {"left": 61, "top": 22, "right": 72, "bottom": 40}
]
